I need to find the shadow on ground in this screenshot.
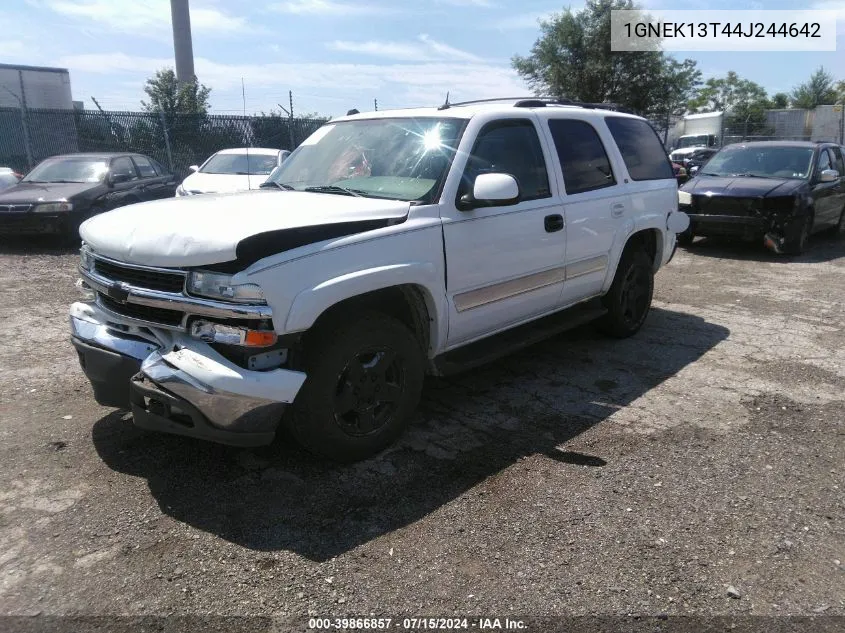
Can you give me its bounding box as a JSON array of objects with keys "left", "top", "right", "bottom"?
[
  {"left": 0, "top": 236, "right": 78, "bottom": 255},
  {"left": 92, "top": 307, "right": 729, "bottom": 561},
  {"left": 683, "top": 230, "right": 844, "bottom": 264}
]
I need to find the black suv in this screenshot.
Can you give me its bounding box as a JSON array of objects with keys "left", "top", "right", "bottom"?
[
  {"left": 0, "top": 153, "right": 177, "bottom": 239},
  {"left": 678, "top": 141, "right": 845, "bottom": 254}
]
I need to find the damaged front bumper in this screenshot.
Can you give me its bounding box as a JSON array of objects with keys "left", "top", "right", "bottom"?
[{"left": 69, "top": 302, "right": 307, "bottom": 447}]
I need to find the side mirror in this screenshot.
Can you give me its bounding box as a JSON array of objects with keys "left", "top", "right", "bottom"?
[
  {"left": 189, "top": 165, "right": 200, "bottom": 172},
  {"left": 819, "top": 169, "right": 839, "bottom": 183},
  {"left": 109, "top": 172, "right": 131, "bottom": 186},
  {"left": 689, "top": 165, "right": 700, "bottom": 176},
  {"left": 459, "top": 173, "right": 520, "bottom": 210}
]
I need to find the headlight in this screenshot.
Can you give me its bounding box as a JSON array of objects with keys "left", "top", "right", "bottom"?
[
  {"left": 190, "top": 320, "right": 277, "bottom": 347},
  {"left": 79, "top": 245, "right": 93, "bottom": 271},
  {"left": 33, "top": 201, "right": 73, "bottom": 213},
  {"left": 678, "top": 191, "right": 692, "bottom": 206},
  {"left": 187, "top": 270, "right": 266, "bottom": 304}
]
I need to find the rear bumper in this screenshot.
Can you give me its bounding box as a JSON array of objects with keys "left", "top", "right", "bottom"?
[{"left": 69, "top": 301, "right": 307, "bottom": 445}]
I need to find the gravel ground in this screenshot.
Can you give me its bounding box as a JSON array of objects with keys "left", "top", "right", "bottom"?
[{"left": 0, "top": 233, "right": 843, "bottom": 631}]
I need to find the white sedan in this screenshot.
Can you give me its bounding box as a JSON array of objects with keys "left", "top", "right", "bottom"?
[{"left": 175, "top": 148, "right": 290, "bottom": 196}]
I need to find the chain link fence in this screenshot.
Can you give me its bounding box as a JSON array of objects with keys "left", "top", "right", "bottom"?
[{"left": 0, "top": 107, "right": 329, "bottom": 178}]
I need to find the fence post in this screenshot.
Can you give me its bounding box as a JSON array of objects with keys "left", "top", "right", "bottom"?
[
  {"left": 288, "top": 90, "right": 295, "bottom": 150},
  {"left": 16, "top": 71, "right": 34, "bottom": 168},
  {"left": 158, "top": 107, "right": 174, "bottom": 172}
]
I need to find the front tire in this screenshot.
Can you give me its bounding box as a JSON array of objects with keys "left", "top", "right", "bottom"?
[
  {"left": 784, "top": 212, "right": 812, "bottom": 255},
  {"left": 287, "top": 312, "right": 425, "bottom": 462},
  {"left": 597, "top": 248, "right": 654, "bottom": 338}
]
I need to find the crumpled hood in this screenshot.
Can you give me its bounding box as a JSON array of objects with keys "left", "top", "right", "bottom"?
[
  {"left": 681, "top": 175, "right": 804, "bottom": 198},
  {"left": 80, "top": 190, "right": 411, "bottom": 267},
  {"left": 180, "top": 171, "right": 267, "bottom": 194}
]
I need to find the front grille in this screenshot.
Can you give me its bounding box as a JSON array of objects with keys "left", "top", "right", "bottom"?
[
  {"left": 694, "top": 196, "right": 759, "bottom": 217},
  {"left": 94, "top": 259, "right": 185, "bottom": 293},
  {"left": 0, "top": 204, "right": 34, "bottom": 213},
  {"left": 99, "top": 295, "right": 185, "bottom": 327}
]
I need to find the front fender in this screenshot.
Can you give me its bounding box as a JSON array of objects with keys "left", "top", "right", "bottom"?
[{"left": 283, "top": 262, "right": 447, "bottom": 354}]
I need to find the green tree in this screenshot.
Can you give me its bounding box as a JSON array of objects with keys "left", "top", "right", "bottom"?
[
  {"left": 687, "top": 71, "right": 769, "bottom": 113},
  {"left": 789, "top": 67, "right": 837, "bottom": 109},
  {"left": 141, "top": 68, "right": 211, "bottom": 116},
  {"left": 836, "top": 81, "right": 845, "bottom": 104},
  {"left": 770, "top": 93, "right": 790, "bottom": 109},
  {"left": 687, "top": 71, "right": 771, "bottom": 135},
  {"left": 511, "top": 0, "right": 700, "bottom": 117}
]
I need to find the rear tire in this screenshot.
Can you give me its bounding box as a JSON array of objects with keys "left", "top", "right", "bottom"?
[
  {"left": 597, "top": 248, "right": 654, "bottom": 338},
  {"left": 287, "top": 311, "right": 425, "bottom": 462}
]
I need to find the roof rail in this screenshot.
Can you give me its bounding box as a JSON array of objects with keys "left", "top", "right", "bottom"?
[
  {"left": 437, "top": 96, "right": 623, "bottom": 111},
  {"left": 437, "top": 96, "right": 541, "bottom": 110}
]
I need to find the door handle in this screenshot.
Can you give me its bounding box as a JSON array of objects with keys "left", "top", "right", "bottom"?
[
  {"left": 544, "top": 214, "right": 564, "bottom": 233},
  {"left": 611, "top": 203, "right": 625, "bottom": 217}
]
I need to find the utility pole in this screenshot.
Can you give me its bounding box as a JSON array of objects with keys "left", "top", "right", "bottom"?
[{"left": 170, "top": 0, "right": 195, "bottom": 83}]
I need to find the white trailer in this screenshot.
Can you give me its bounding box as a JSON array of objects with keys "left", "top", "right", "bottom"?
[{"left": 668, "top": 112, "right": 724, "bottom": 162}]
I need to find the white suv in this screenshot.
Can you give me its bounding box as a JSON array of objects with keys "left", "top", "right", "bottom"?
[{"left": 70, "top": 98, "right": 689, "bottom": 461}]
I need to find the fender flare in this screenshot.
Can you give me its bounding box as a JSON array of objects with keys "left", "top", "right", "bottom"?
[{"left": 283, "top": 262, "right": 447, "bottom": 353}]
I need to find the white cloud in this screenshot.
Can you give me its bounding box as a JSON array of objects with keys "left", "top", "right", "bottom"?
[
  {"left": 46, "top": 0, "right": 252, "bottom": 35},
  {"left": 0, "top": 40, "right": 27, "bottom": 60},
  {"left": 328, "top": 35, "right": 483, "bottom": 62},
  {"left": 809, "top": 1, "right": 845, "bottom": 33},
  {"left": 271, "top": 0, "right": 389, "bottom": 15},
  {"left": 483, "top": 11, "right": 557, "bottom": 31},
  {"left": 54, "top": 52, "right": 528, "bottom": 112},
  {"left": 436, "top": 0, "right": 495, "bottom": 6}
]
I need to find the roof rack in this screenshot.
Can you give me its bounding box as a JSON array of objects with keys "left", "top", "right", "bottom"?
[{"left": 437, "top": 96, "right": 623, "bottom": 111}]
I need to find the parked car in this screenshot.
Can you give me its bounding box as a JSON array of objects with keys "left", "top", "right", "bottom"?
[
  {"left": 672, "top": 162, "right": 688, "bottom": 185},
  {"left": 70, "top": 98, "right": 689, "bottom": 461},
  {"left": 175, "top": 148, "right": 290, "bottom": 196},
  {"left": 0, "top": 167, "right": 22, "bottom": 192},
  {"left": 0, "top": 153, "right": 177, "bottom": 239},
  {"left": 678, "top": 141, "right": 845, "bottom": 253},
  {"left": 683, "top": 147, "right": 719, "bottom": 175}
]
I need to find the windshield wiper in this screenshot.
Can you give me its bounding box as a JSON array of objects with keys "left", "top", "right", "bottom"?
[
  {"left": 259, "top": 181, "right": 295, "bottom": 190},
  {"left": 46, "top": 179, "right": 85, "bottom": 183},
  {"left": 304, "top": 185, "right": 364, "bottom": 197}
]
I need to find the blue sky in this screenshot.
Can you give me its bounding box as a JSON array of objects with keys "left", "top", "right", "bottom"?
[{"left": 2, "top": 0, "right": 844, "bottom": 116}]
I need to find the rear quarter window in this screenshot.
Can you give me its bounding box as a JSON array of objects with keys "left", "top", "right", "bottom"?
[{"left": 604, "top": 117, "right": 674, "bottom": 181}]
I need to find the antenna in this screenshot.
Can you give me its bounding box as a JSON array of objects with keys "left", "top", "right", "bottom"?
[
  {"left": 438, "top": 91, "right": 451, "bottom": 111},
  {"left": 242, "top": 77, "right": 252, "bottom": 187}
]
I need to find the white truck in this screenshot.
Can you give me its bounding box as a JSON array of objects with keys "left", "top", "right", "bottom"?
[
  {"left": 70, "top": 98, "right": 689, "bottom": 461},
  {"left": 668, "top": 112, "right": 724, "bottom": 163}
]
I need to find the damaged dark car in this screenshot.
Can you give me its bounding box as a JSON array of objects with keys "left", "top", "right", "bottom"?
[{"left": 677, "top": 141, "right": 845, "bottom": 254}]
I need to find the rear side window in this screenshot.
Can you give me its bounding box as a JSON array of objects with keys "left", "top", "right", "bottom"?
[
  {"left": 548, "top": 119, "right": 616, "bottom": 195},
  {"left": 110, "top": 157, "right": 138, "bottom": 180},
  {"left": 605, "top": 117, "right": 674, "bottom": 181},
  {"left": 133, "top": 155, "right": 159, "bottom": 178},
  {"left": 150, "top": 158, "right": 170, "bottom": 176}
]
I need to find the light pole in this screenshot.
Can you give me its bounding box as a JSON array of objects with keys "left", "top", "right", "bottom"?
[{"left": 170, "top": 0, "right": 195, "bottom": 83}]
